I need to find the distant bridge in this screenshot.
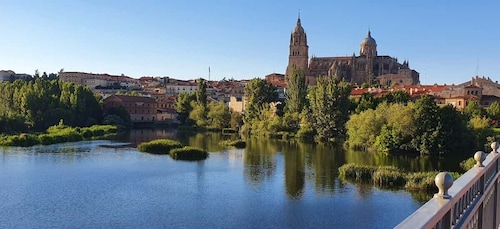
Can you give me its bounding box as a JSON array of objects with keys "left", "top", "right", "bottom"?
[{"left": 396, "top": 142, "right": 500, "bottom": 229}]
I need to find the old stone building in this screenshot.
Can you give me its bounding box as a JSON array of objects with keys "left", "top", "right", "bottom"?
[{"left": 285, "top": 16, "right": 420, "bottom": 86}]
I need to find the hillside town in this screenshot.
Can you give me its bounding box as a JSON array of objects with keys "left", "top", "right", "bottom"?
[
  {"left": 1, "top": 16, "right": 499, "bottom": 125},
  {"left": 2, "top": 69, "right": 499, "bottom": 126}
]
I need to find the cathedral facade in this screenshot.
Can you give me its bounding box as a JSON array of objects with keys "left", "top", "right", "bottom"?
[{"left": 285, "top": 16, "right": 420, "bottom": 86}]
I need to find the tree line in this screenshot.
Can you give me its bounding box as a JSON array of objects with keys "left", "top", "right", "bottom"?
[
  {"left": 175, "top": 78, "right": 243, "bottom": 130},
  {"left": 238, "top": 67, "right": 500, "bottom": 156},
  {"left": 0, "top": 77, "right": 103, "bottom": 132}
]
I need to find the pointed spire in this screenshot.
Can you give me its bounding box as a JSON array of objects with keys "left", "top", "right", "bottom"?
[{"left": 297, "top": 10, "right": 301, "bottom": 26}]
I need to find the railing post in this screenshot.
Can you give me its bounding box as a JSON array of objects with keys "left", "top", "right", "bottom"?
[
  {"left": 474, "top": 151, "right": 486, "bottom": 168},
  {"left": 492, "top": 142, "right": 499, "bottom": 228},
  {"left": 434, "top": 172, "right": 453, "bottom": 199}
]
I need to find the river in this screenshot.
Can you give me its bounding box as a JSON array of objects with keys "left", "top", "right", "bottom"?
[{"left": 0, "top": 128, "right": 469, "bottom": 228}]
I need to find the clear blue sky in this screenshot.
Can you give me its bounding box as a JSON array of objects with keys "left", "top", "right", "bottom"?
[{"left": 2, "top": 0, "right": 499, "bottom": 84}]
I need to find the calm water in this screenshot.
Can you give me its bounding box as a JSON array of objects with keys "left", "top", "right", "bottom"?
[{"left": 0, "top": 129, "right": 467, "bottom": 229}]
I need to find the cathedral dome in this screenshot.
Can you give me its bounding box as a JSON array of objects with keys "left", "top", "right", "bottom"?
[{"left": 361, "top": 31, "right": 376, "bottom": 45}]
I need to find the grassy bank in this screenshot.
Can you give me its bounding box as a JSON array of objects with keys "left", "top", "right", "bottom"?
[
  {"left": 338, "top": 163, "right": 461, "bottom": 191},
  {"left": 137, "top": 139, "right": 183, "bottom": 154},
  {"left": 170, "top": 146, "right": 208, "bottom": 160},
  {"left": 0, "top": 124, "right": 118, "bottom": 147}
]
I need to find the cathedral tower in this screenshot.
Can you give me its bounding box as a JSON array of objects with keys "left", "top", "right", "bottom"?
[
  {"left": 286, "top": 15, "right": 309, "bottom": 77},
  {"left": 360, "top": 30, "right": 377, "bottom": 77},
  {"left": 360, "top": 30, "right": 377, "bottom": 57}
]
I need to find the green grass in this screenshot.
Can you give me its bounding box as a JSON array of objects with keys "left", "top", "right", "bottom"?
[
  {"left": 0, "top": 125, "right": 118, "bottom": 147},
  {"left": 339, "top": 163, "right": 463, "bottom": 191},
  {"left": 137, "top": 139, "right": 183, "bottom": 154},
  {"left": 170, "top": 146, "right": 208, "bottom": 160}
]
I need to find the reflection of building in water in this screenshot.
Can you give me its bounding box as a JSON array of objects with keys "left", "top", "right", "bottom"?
[{"left": 128, "top": 129, "right": 177, "bottom": 146}]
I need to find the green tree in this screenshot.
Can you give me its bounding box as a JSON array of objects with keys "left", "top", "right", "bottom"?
[
  {"left": 189, "top": 78, "right": 208, "bottom": 127},
  {"left": 175, "top": 92, "right": 196, "bottom": 124},
  {"left": 464, "top": 100, "right": 485, "bottom": 118},
  {"left": 469, "top": 115, "right": 493, "bottom": 149},
  {"left": 308, "top": 76, "right": 352, "bottom": 142},
  {"left": 487, "top": 101, "right": 500, "bottom": 120},
  {"left": 355, "top": 93, "right": 378, "bottom": 113},
  {"left": 243, "top": 78, "right": 277, "bottom": 125},
  {"left": 207, "top": 101, "right": 231, "bottom": 129},
  {"left": 196, "top": 78, "right": 207, "bottom": 108},
  {"left": 411, "top": 95, "right": 441, "bottom": 155},
  {"left": 439, "top": 105, "right": 474, "bottom": 154},
  {"left": 230, "top": 110, "right": 243, "bottom": 129},
  {"left": 285, "top": 67, "right": 307, "bottom": 114},
  {"left": 189, "top": 101, "right": 209, "bottom": 127}
]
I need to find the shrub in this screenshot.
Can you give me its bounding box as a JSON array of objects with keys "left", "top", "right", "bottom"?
[
  {"left": 170, "top": 146, "right": 208, "bottom": 160},
  {"left": 372, "top": 168, "right": 406, "bottom": 187},
  {"left": 405, "top": 171, "right": 461, "bottom": 191},
  {"left": 0, "top": 134, "right": 39, "bottom": 147},
  {"left": 404, "top": 172, "right": 437, "bottom": 191},
  {"left": 137, "top": 139, "right": 183, "bottom": 154},
  {"left": 338, "top": 163, "right": 377, "bottom": 182},
  {"left": 460, "top": 157, "right": 478, "bottom": 171}
]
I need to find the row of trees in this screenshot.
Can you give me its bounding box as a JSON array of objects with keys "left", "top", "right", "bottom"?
[
  {"left": 0, "top": 78, "right": 103, "bottom": 132},
  {"left": 241, "top": 68, "right": 353, "bottom": 142},
  {"left": 346, "top": 96, "right": 475, "bottom": 155},
  {"left": 175, "top": 79, "right": 243, "bottom": 130},
  {"left": 239, "top": 67, "right": 500, "bottom": 156}
]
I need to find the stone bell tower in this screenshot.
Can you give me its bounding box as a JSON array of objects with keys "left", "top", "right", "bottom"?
[{"left": 286, "top": 14, "right": 309, "bottom": 77}]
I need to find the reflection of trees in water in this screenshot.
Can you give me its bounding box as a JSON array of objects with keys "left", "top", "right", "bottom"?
[
  {"left": 185, "top": 132, "right": 227, "bottom": 152},
  {"left": 126, "top": 128, "right": 177, "bottom": 146},
  {"left": 300, "top": 142, "right": 345, "bottom": 195},
  {"left": 355, "top": 182, "right": 373, "bottom": 199},
  {"left": 343, "top": 149, "right": 465, "bottom": 172},
  {"left": 408, "top": 190, "right": 433, "bottom": 204},
  {"left": 283, "top": 142, "right": 305, "bottom": 199},
  {"left": 243, "top": 139, "right": 277, "bottom": 185}
]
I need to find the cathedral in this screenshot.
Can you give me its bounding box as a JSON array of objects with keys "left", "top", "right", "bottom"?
[{"left": 285, "top": 16, "right": 420, "bottom": 86}]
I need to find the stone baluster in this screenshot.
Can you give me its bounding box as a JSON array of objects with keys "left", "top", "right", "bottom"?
[
  {"left": 491, "top": 142, "right": 499, "bottom": 153},
  {"left": 434, "top": 172, "right": 453, "bottom": 199},
  {"left": 474, "top": 151, "right": 486, "bottom": 167}
]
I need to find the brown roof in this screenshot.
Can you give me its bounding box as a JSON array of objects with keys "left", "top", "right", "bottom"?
[{"left": 104, "top": 95, "right": 156, "bottom": 103}]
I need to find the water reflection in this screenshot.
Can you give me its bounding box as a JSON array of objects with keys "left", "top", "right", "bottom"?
[
  {"left": 243, "top": 139, "right": 277, "bottom": 185},
  {"left": 122, "top": 129, "right": 466, "bottom": 202}
]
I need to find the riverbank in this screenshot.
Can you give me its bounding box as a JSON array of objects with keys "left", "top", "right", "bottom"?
[{"left": 0, "top": 124, "right": 118, "bottom": 147}]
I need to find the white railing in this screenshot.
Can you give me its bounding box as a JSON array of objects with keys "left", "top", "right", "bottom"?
[{"left": 396, "top": 142, "right": 500, "bottom": 229}]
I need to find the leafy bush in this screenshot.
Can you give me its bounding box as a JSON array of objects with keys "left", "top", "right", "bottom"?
[
  {"left": 404, "top": 172, "right": 438, "bottom": 191},
  {"left": 338, "top": 163, "right": 378, "bottom": 181},
  {"left": 137, "top": 139, "right": 183, "bottom": 154},
  {"left": 339, "top": 163, "right": 462, "bottom": 192},
  {"left": 170, "top": 146, "right": 208, "bottom": 160},
  {"left": 372, "top": 168, "right": 406, "bottom": 187},
  {"left": 460, "top": 157, "right": 478, "bottom": 171},
  {"left": 0, "top": 124, "right": 117, "bottom": 147},
  {"left": 0, "top": 134, "right": 39, "bottom": 147}
]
